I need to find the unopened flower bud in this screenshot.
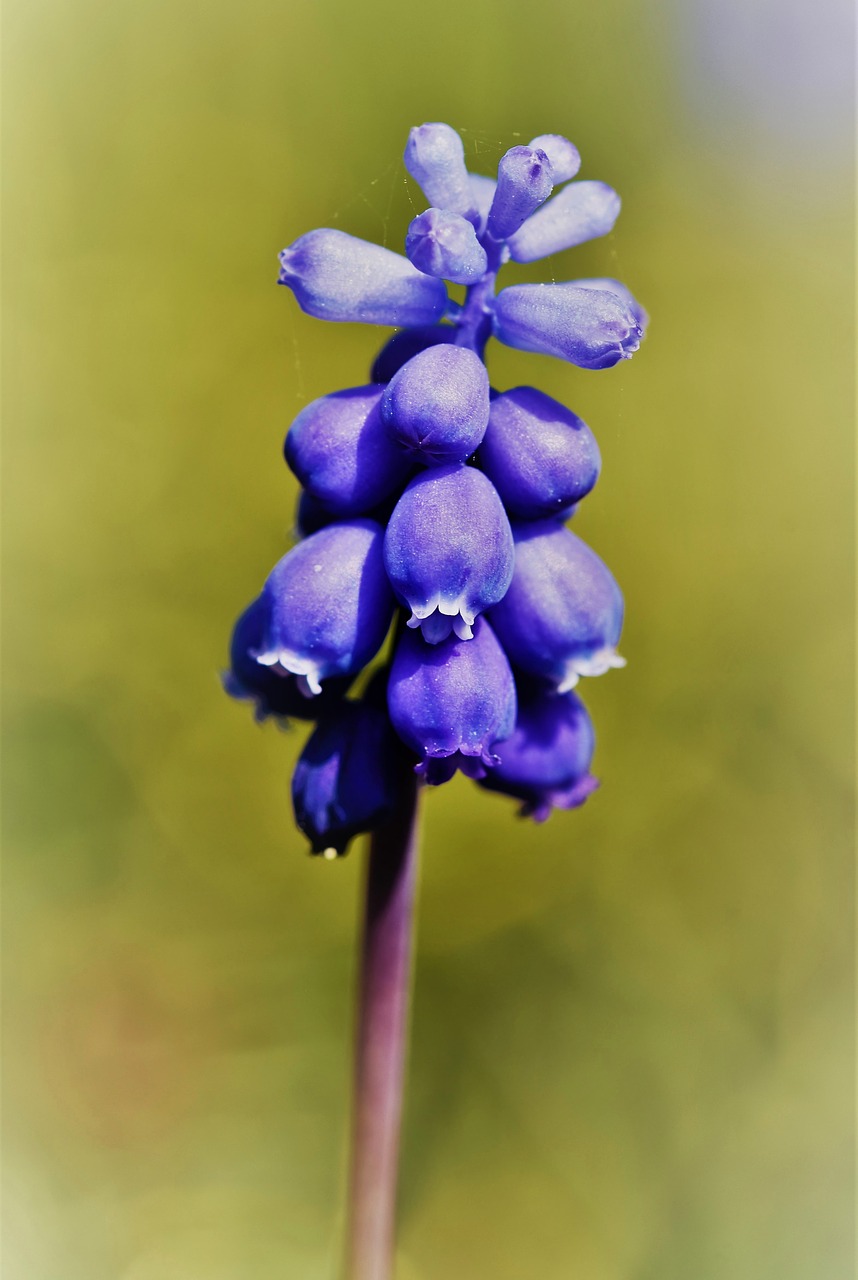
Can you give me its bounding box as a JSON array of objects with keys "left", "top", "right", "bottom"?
[
  {"left": 507, "top": 181, "right": 620, "bottom": 262},
  {"left": 406, "top": 208, "right": 488, "bottom": 284},
  {"left": 284, "top": 386, "right": 412, "bottom": 516},
  {"left": 488, "top": 521, "right": 625, "bottom": 691},
  {"left": 486, "top": 146, "right": 554, "bottom": 242},
  {"left": 404, "top": 123, "right": 476, "bottom": 219},
  {"left": 381, "top": 344, "right": 490, "bottom": 465},
  {"left": 493, "top": 282, "right": 643, "bottom": 369},
  {"left": 370, "top": 324, "right": 458, "bottom": 384},
  {"left": 527, "top": 134, "right": 581, "bottom": 183},
  {"left": 477, "top": 386, "right": 600, "bottom": 518},
  {"left": 278, "top": 229, "right": 447, "bottom": 327},
  {"left": 384, "top": 465, "right": 514, "bottom": 643}
]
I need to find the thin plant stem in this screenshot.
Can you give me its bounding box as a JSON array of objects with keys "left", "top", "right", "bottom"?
[{"left": 344, "top": 774, "right": 422, "bottom": 1280}]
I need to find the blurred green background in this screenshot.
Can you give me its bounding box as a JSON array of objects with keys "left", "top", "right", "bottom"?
[{"left": 3, "top": 0, "right": 854, "bottom": 1276}]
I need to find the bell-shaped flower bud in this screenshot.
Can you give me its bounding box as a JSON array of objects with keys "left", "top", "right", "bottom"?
[
  {"left": 507, "top": 181, "right": 620, "bottom": 263},
  {"left": 478, "top": 685, "right": 599, "bottom": 820},
  {"left": 486, "top": 146, "right": 554, "bottom": 242},
  {"left": 493, "top": 282, "right": 643, "bottom": 369},
  {"left": 384, "top": 465, "right": 514, "bottom": 643},
  {"left": 292, "top": 685, "right": 410, "bottom": 857},
  {"left": 404, "top": 123, "right": 476, "bottom": 219},
  {"left": 278, "top": 229, "right": 447, "bottom": 327},
  {"left": 370, "top": 324, "right": 457, "bottom": 384},
  {"left": 252, "top": 520, "right": 394, "bottom": 695},
  {"left": 223, "top": 596, "right": 352, "bottom": 721},
  {"left": 477, "top": 386, "right": 601, "bottom": 519},
  {"left": 467, "top": 173, "right": 497, "bottom": 235},
  {"left": 295, "top": 490, "right": 337, "bottom": 538},
  {"left": 488, "top": 521, "right": 625, "bottom": 691},
  {"left": 284, "top": 386, "right": 413, "bottom": 516},
  {"left": 388, "top": 617, "right": 516, "bottom": 785},
  {"left": 405, "top": 208, "right": 488, "bottom": 285},
  {"left": 527, "top": 134, "right": 581, "bottom": 183},
  {"left": 381, "top": 344, "right": 490, "bottom": 465},
  {"left": 569, "top": 277, "right": 649, "bottom": 335}
]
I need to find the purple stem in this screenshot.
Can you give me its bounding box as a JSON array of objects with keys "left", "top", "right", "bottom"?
[{"left": 345, "top": 774, "right": 422, "bottom": 1280}]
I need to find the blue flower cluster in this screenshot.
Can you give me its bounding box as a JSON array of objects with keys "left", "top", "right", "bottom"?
[{"left": 225, "top": 123, "right": 646, "bottom": 855}]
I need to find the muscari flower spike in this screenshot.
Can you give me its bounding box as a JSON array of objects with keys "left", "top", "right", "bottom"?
[{"left": 227, "top": 122, "right": 646, "bottom": 852}]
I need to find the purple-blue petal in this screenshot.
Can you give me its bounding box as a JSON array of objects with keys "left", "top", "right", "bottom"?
[
  {"left": 477, "top": 685, "right": 598, "bottom": 821},
  {"left": 492, "top": 283, "right": 643, "bottom": 370},
  {"left": 284, "top": 386, "right": 413, "bottom": 516},
  {"left": 488, "top": 521, "right": 625, "bottom": 690},
  {"left": 477, "top": 386, "right": 601, "bottom": 518},
  {"left": 381, "top": 344, "right": 490, "bottom": 466},
  {"left": 405, "top": 208, "right": 488, "bottom": 285},
  {"left": 527, "top": 134, "right": 581, "bottom": 183},
  {"left": 486, "top": 146, "right": 554, "bottom": 242},
  {"left": 506, "top": 181, "right": 621, "bottom": 263},
  {"left": 384, "top": 466, "right": 514, "bottom": 643},
  {"left": 278, "top": 229, "right": 447, "bottom": 327},
  {"left": 404, "top": 123, "right": 476, "bottom": 219},
  {"left": 253, "top": 520, "right": 394, "bottom": 695},
  {"left": 387, "top": 616, "right": 516, "bottom": 781}
]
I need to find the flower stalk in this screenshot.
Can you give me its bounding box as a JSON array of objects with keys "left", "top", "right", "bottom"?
[{"left": 345, "top": 774, "right": 422, "bottom": 1280}]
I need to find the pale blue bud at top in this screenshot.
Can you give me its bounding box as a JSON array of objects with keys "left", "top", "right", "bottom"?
[
  {"left": 405, "top": 208, "right": 488, "bottom": 285},
  {"left": 388, "top": 616, "right": 516, "bottom": 785},
  {"left": 486, "top": 146, "right": 553, "bottom": 242},
  {"left": 381, "top": 344, "right": 490, "bottom": 465},
  {"left": 384, "top": 465, "right": 514, "bottom": 644},
  {"left": 223, "top": 595, "right": 352, "bottom": 722},
  {"left": 527, "top": 134, "right": 581, "bottom": 183},
  {"left": 291, "top": 686, "right": 408, "bottom": 856},
  {"left": 278, "top": 229, "right": 447, "bottom": 327},
  {"left": 570, "top": 277, "right": 649, "bottom": 335},
  {"left": 488, "top": 521, "right": 625, "bottom": 691},
  {"left": 404, "top": 123, "right": 476, "bottom": 219},
  {"left": 492, "top": 282, "right": 643, "bottom": 369},
  {"left": 370, "top": 324, "right": 457, "bottom": 384},
  {"left": 252, "top": 520, "right": 394, "bottom": 695},
  {"left": 284, "top": 386, "right": 413, "bottom": 516},
  {"left": 506, "top": 181, "right": 621, "bottom": 263},
  {"left": 477, "top": 386, "right": 601, "bottom": 518},
  {"left": 478, "top": 685, "right": 598, "bottom": 820}
]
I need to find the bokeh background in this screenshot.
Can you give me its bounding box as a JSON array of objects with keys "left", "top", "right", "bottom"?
[{"left": 3, "top": 0, "right": 855, "bottom": 1276}]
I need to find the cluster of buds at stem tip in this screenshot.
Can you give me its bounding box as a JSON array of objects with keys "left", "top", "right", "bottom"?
[{"left": 224, "top": 122, "right": 647, "bottom": 857}]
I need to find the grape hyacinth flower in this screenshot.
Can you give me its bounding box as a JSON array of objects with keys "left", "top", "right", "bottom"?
[{"left": 225, "top": 122, "right": 646, "bottom": 1280}]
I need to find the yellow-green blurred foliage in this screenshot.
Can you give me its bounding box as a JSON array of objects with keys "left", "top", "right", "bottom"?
[{"left": 3, "top": 0, "right": 854, "bottom": 1276}]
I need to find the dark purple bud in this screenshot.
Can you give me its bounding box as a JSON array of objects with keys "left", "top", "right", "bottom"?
[
  {"left": 278, "top": 229, "right": 447, "bottom": 327},
  {"left": 223, "top": 595, "right": 352, "bottom": 721},
  {"left": 292, "top": 693, "right": 409, "bottom": 857},
  {"left": 527, "top": 134, "right": 581, "bottom": 183},
  {"left": 384, "top": 465, "right": 514, "bottom": 643},
  {"left": 569, "top": 277, "right": 649, "bottom": 335},
  {"left": 477, "top": 386, "right": 601, "bottom": 519},
  {"left": 381, "top": 344, "right": 490, "bottom": 466},
  {"left": 252, "top": 520, "right": 394, "bottom": 695},
  {"left": 478, "top": 686, "right": 599, "bottom": 821},
  {"left": 486, "top": 146, "right": 553, "bottom": 242},
  {"left": 295, "top": 490, "right": 337, "bottom": 538},
  {"left": 388, "top": 617, "right": 516, "bottom": 784},
  {"left": 492, "top": 283, "right": 643, "bottom": 369},
  {"left": 507, "top": 182, "right": 620, "bottom": 263},
  {"left": 284, "top": 386, "right": 413, "bottom": 516},
  {"left": 406, "top": 208, "right": 488, "bottom": 285},
  {"left": 404, "top": 123, "right": 476, "bottom": 219},
  {"left": 370, "top": 324, "right": 457, "bottom": 384},
  {"left": 488, "top": 521, "right": 625, "bottom": 690}
]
